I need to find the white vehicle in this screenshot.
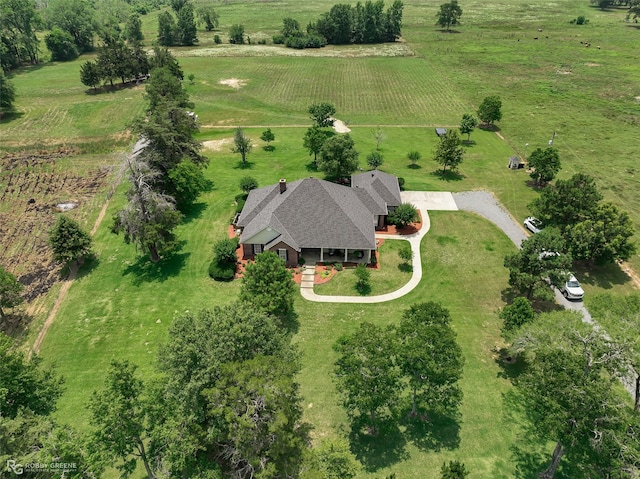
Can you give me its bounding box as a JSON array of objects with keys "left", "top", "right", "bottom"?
[
  {"left": 538, "top": 250, "right": 560, "bottom": 260},
  {"left": 561, "top": 274, "right": 584, "bottom": 300},
  {"left": 524, "top": 216, "right": 544, "bottom": 234}
]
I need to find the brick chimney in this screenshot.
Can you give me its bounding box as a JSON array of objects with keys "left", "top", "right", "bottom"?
[{"left": 279, "top": 178, "right": 286, "bottom": 194}]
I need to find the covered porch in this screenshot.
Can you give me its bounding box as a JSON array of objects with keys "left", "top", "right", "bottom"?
[{"left": 300, "top": 247, "right": 374, "bottom": 265}]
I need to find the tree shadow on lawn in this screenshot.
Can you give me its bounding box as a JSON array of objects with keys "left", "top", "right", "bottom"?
[
  {"left": 122, "top": 244, "right": 190, "bottom": 285},
  {"left": 398, "top": 263, "right": 412, "bottom": 273},
  {"left": 407, "top": 163, "right": 422, "bottom": 169},
  {"left": 510, "top": 442, "right": 550, "bottom": 479},
  {"left": 232, "top": 161, "right": 255, "bottom": 170},
  {"left": 494, "top": 350, "right": 526, "bottom": 382},
  {"left": 0, "top": 311, "right": 32, "bottom": 341},
  {"left": 305, "top": 161, "right": 319, "bottom": 172},
  {"left": 500, "top": 391, "right": 549, "bottom": 479},
  {"left": 181, "top": 201, "right": 208, "bottom": 224},
  {"left": 430, "top": 169, "right": 464, "bottom": 182},
  {"left": 499, "top": 287, "right": 563, "bottom": 314},
  {"left": 572, "top": 261, "right": 631, "bottom": 290},
  {"left": 0, "top": 111, "right": 25, "bottom": 124},
  {"left": 349, "top": 417, "right": 409, "bottom": 472},
  {"left": 278, "top": 309, "right": 299, "bottom": 335},
  {"left": 74, "top": 255, "right": 101, "bottom": 281},
  {"left": 399, "top": 410, "right": 461, "bottom": 452},
  {"left": 479, "top": 124, "right": 501, "bottom": 133},
  {"left": 524, "top": 179, "right": 547, "bottom": 191}
]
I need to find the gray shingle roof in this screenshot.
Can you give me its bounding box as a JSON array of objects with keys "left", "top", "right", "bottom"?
[
  {"left": 238, "top": 178, "right": 378, "bottom": 251},
  {"left": 351, "top": 170, "right": 402, "bottom": 209}
]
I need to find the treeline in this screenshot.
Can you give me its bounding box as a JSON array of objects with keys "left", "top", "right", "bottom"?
[
  {"left": 80, "top": 41, "right": 149, "bottom": 89},
  {"left": 274, "top": 0, "right": 403, "bottom": 49},
  {"left": 157, "top": 0, "right": 198, "bottom": 46},
  {"left": 109, "top": 47, "right": 209, "bottom": 263},
  {"left": 0, "top": 0, "right": 166, "bottom": 73}
]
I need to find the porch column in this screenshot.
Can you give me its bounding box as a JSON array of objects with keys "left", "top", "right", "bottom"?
[
  {"left": 344, "top": 249, "right": 348, "bottom": 262},
  {"left": 320, "top": 247, "right": 324, "bottom": 262},
  {"left": 367, "top": 249, "right": 372, "bottom": 263}
]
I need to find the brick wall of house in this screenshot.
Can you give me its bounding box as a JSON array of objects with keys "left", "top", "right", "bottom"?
[{"left": 267, "top": 241, "right": 299, "bottom": 267}]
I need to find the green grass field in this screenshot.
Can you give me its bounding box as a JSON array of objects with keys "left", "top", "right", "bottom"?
[
  {"left": 314, "top": 240, "right": 413, "bottom": 296},
  {"left": 3, "top": 0, "right": 638, "bottom": 264},
  {"left": 2, "top": 0, "right": 639, "bottom": 476}
]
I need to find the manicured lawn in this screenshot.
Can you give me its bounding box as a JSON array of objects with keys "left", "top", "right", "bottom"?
[
  {"left": 37, "top": 125, "right": 539, "bottom": 477},
  {"left": 315, "top": 240, "right": 413, "bottom": 296},
  {"left": 296, "top": 211, "right": 546, "bottom": 478}
]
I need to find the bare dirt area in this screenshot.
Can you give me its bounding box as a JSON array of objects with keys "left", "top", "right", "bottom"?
[
  {"left": 219, "top": 78, "right": 247, "bottom": 89},
  {"left": 332, "top": 118, "right": 351, "bottom": 133},
  {"left": 0, "top": 150, "right": 110, "bottom": 304},
  {"left": 203, "top": 138, "right": 233, "bottom": 151},
  {"left": 621, "top": 262, "right": 640, "bottom": 290}
]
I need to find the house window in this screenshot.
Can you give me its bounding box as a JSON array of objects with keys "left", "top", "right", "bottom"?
[
  {"left": 253, "top": 244, "right": 263, "bottom": 255},
  {"left": 278, "top": 248, "right": 288, "bottom": 262}
]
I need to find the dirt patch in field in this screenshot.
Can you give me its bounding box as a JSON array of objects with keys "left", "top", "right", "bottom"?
[
  {"left": 176, "top": 43, "right": 414, "bottom": 58},
  {"left": 203, "top": 138, "right": 233, "bottom": 151},
  {"left": 621, "top": 262, "right": 640, "bottom": 290},
  {"left": 332, "top": 118, "right": 351, "bottom": 133},
  {"left": 585, "top": 63, "right": 601, "bottom": 67},
  {"left": 219, "top": 78, "right": 247, "bottom": 89},
  {"left": 635, "top": 96, "right": 640, "bottom": 102},
  {"left": 0, "top": 150, "right": 110, "bottom": 302},
  {"left": 556, "top": 69, "right": 572, "bottom": 75}
]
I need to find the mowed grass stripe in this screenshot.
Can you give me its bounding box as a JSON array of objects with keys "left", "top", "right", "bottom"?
[{"left": 181, "top": 56, "right": 468, "bottom": 126}]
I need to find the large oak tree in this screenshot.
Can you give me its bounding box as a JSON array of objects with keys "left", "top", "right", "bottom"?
[
  {"left": 318, "top": 133, "right": 359, "bottom": 179},
  {"left": 334, "top": 322, "right": 400, "bottom": 433},
  {"left": 511, "top": 311, "right": 632, "bottom": 478},
  {"left": 396, "top": 302, "right": 464, "bottom": 418},
  {"left": 503, "top": 227, "right": 572, "bottom": 300}
]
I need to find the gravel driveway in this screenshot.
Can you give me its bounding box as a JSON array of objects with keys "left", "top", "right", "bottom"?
[
  {"left": 453, "top": 191, "right": 634, "bottom": 392},
  {"left": 453, "top": 191, "right": 593, "bottom": 322},
  {"left": 452, "top": 191, "right": 528, "bottom": 247}
]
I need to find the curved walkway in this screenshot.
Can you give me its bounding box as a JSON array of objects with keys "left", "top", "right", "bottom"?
[
  {"left": 300, "top": 191, "right": 456, "bottom": 303},
  {"left": 300, "top": 216, "right": 430, "bottom": 303}
]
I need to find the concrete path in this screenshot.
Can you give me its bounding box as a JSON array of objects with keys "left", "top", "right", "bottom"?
[
  {"left": 300, "top": 191, "right": 457, "bottom": 303},
  {"left": 299, "top": 217, "right": 430, "bottom": 303}
]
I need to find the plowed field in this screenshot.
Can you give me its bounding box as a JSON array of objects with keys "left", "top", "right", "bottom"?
[{"left": 0, "top": 150, "right": 110, "bottom": 302}]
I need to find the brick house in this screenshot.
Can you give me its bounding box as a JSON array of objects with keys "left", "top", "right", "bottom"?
[{"left": 234, "top": 171, "right": 402, "bottom": 267}]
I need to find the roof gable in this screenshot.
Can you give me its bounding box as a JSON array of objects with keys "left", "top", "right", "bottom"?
[
  {"left": 351, "top": 170, "right": 402, "bottom": 209},
  {"left": 238, "top": 178, "right": 376, "bottom": 250}
]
